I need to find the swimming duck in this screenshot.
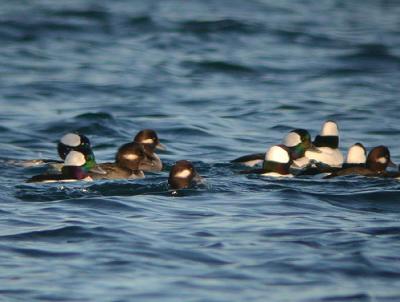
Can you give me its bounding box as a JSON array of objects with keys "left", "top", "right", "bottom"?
[
  {"left": 168, "top": 160, "right": 202, "bottom": 190},
  {"left": 26, "top": 151, "right": 93, "bottom": 183},
  {"left": 305, "top": 120, "right": 344, "bottom": 168},
  {"left": 240, "top": 145, "right": 293, "bottom": 177},
  {"left": 133, "top": 129, "right": 165, "bottom": 171},
  {"left": 91, "top": 142, "right": 153, "bottom": 180},
  {"left": 325, "top": 145, "right": 395, "bottom": 178},
  {"left": 231, "top": 129, "right": 319, "bottom": 168},
  {"left": 297, "top": 142, "right": 367, "bottom": 176}
]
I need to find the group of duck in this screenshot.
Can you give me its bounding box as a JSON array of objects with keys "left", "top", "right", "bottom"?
[
  {"left": 232, "top": 120, "right": 399, "bottom": 179},
  {"left": 23, "top": 120, "right": 400, "bottom": 190},
  {"left": 25, "top": 129, "right": 201, "bottom": 190}
]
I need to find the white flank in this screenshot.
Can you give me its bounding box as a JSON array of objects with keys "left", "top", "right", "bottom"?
[
  {"left": 320, "top": 121, "right": 339, "bottom": 136},
  {"left": 265, "top": 145, "right": 290, "bottom": 163},
  {"left": 283, "top": 132, "right": 301, "bottom": 147},
  {"left": 261, "top": 172, "right": 293, "bottom": 178},
  {"left": 60, "top": 133, "right": 81, "bottom": 147},
  {"left": 175, "top": 169, "right": 191, "bottom": 178},
  {"left": 346, "top": 144, "right": 366, "bottom": 164},
  {"left": 305, "top": 147, "right": 344, "bottom": 167},
  {"left": 64, "top": 151, "right": 86, "bottom": 166}
]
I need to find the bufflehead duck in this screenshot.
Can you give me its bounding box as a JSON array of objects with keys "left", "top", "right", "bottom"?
[
  {"left": 231, "top": 129, "right": 319, "bottom": 168},
  {"left": 325, "top": 145, "right": 395, "bottom": 178},
  {"left": 305, "top": 120, "right": 344, "bottom": 167},
  {"left": 297, "top": 142, "right": 367, "bottom": 176},
  {"left": 92, "top": 142, "right": 152, "bottom": 180},
  {"left": 26, "top": 151, "right": 93, "bottom": 183},
  {"left": 133, "top": 129, "right": 165, "bottom": 171},
  {"left": 241, "top": 145, "right": 293, "bottom": 177},
  {"left": 342, "top": 143, "right": 367, "bottom": 168},
  {"left": 168, "top": 160, "right": 202, "bottom": 190}
]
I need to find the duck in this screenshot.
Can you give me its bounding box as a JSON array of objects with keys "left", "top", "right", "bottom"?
[
  {"left": 297, "top": 142, "right": 367, "bottom": 176},
  {"left": 325, "top": 145, "right": 395, "bottom": 178},
  {"left": 168, "top": 160, "right": 202, "bottom": 190},
  {"left": 26, "top": 150, "right": 93, "bottom": 183},
  {"left": 231, "top": 128, "right": 319, "bottom": 168},
  {"left": 305, "top": 120, "right": 344, "bottom": 168},
  {"left": 240, "top": 145, "right": 293, "bottom": 177},
  {"left": 91, "top": 142, "right": 153, "bottom": 180},
  {"left": 133, "top": 129, "right": 165, "bottom": 171}
]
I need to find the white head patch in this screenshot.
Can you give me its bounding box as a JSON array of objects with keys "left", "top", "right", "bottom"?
[
  {"left": 377, "top": 157, "right": 387, "bottom": 164},
  {"left": 123, "top": 153, "right": 139, "bottom": 161},
  {"left": 265, "top": 145, "right": 290, "bottom": 163},
  {"left": 64, "top": 151, "right": 85, "bottom": 166},
  {"left": 175, "top": 169, "right": 191, "bottom": 178},
  {"left": 320, "top": 121, "right": 339, "bottom": 136},
  {"left": 141, "top": 138, "right": 154, "bottom": 144},
  {"left": 346, "top": 144, "right": 366, "bottom": 164},
  {"left": 61, "top": 133, "right": 81, "bottom": 147},
  {"left": 283, "top": 132, "right": 302, "bottom": 147}
]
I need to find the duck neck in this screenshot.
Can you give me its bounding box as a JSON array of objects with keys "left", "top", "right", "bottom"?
[{"left": 313, "top": 135, "right": 339, "bottom": 148}]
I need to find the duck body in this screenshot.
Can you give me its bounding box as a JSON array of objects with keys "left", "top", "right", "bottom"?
[{"left": 91, "top": 142, "right": 149, "bottom": 180}]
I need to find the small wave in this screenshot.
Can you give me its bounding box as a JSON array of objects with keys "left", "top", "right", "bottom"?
[
  {"left": 179, "top": 19, "right": 261, "bottom": 34},
  {"left": 1, "top": 225, "right": 103, "bottom": 241},
  {"left": 184, "top": 60, "right": 256, "bottom": 75}
]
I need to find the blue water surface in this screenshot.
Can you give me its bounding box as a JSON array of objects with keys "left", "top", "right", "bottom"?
[{"left": 1, "top": 0, "right": 400, "bottom": 301}]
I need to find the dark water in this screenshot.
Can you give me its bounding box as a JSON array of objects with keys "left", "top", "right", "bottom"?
[{"left": 1, "top": 0, "right": 400, "bottom": 301}]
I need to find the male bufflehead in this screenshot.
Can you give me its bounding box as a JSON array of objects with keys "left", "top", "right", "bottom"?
[
  {"left": 325, "top": 145, "right": 395, "bottom": 178},
  {"left": 91, "top": 142, "right": 152, "bottom": 180},
  {"left": 231, "top": 129, "right": 318, "bottom": 168},
  {"left": 133, "top": 129, "right": 165, "bottom": 171},
  {"left": 305, "top": 120, "right": 344, "bottom": 167},
  {"left": 168, "top": 160, "right": 202, "bottom": 190},
  {"left": 26, "top": 151, "right": 93, "bottom": 183},
  {"left": 241, "top": 145, "right": 293, "bottom": 177},
  {"left": 297, "top": 142, "right": 367, "bottom": 176}
]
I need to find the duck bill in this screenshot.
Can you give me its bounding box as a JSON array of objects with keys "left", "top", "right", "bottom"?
[
  {"left": 193, "top": 172, "right": 204, "bottom": 184},
  {"left": 90, "top": 165, "right": 107, "bottom": 175},
  {"left": 156, "top": 142, "right": 166, "bottom": 151},
  {"left": 308, "top": 144, "right": 322, "bottom": 153},
  {"left": 138, "top": 156, "right": 156, "bottom": 171},
  {"left": 388, "top": 160, "right": 397, "bottom": 168}
]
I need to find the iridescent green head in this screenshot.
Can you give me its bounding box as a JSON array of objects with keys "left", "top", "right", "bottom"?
[{"left": 283, "top": 129, "right": 315, "bottom": 160}]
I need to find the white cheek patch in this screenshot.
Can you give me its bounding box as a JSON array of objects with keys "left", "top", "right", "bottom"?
[
  {"left": 321, "top": 121, "right": 339, "bottom": 136},
  {"left": 175, "top": 169, "right": 191, "bottom": 178},
  {"left": 266, "top": 146, "right": 290, "bottom": 163},
  {"left": 60, "top": 133, "right": 81, "bottom": 147},
  {"left": 377, "top": 157, "right": 387, "bottom": 164},
  {"left": 141, "top": 138, "right": 154, "bottom": 144},
  {"left": 123, "top": 153, "right": 139, "bottom": 161},
  {"left": 64, "top": 151, "right": 85, "bottom": 166},
  {"left": 283, "top": 132, "right": 301, "bottom": 147},
  {"left": 346, "top": 145, "right": 366, "bottom": 164}
]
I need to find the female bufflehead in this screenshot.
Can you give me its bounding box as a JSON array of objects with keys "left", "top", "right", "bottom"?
[
  {"left": 26, "top": 151, "right": 93, "bottom": 183},
  {"left": 92, "top": 142, "right": 153, "bottom": 180},
  {"left": 133, "top": 129, "right": 165, "bottom": 171},
  {"left": 325, "top": 145, "right": 395, "bottom": 178},
  {"left": 241, "top": 145, "right": 293, "bottom": 177},
  {"left": 305, "top": 120, "right": 344, "bottom": 168},
  {"left": 168, "top": 160, "right": 202, "bottom": 190},
  {"left": 231, "top": 129, "right": 319, "bottom": 168}
]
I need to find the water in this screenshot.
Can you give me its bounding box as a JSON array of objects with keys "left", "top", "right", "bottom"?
[{"left": 1, "top": 0, "right": 400, "bottom": 301}]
